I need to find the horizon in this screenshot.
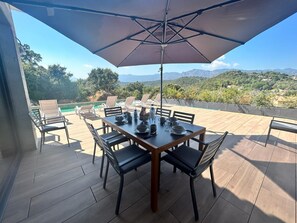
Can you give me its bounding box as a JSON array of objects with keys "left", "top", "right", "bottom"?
[
  {"left": 11, "top": 10, "right": 297, "bottom": 79},
  {"left": 118, "top": 67, "right": 297, "bottom": 77}
]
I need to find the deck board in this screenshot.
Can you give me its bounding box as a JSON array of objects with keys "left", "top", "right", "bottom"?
[{"left": 3, "top": 105, "right": 296, "bottom": 223}]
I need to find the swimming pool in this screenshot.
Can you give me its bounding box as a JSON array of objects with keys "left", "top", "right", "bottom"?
[{"left": 60, "top": 102, "right": 104, "bottom": 113}]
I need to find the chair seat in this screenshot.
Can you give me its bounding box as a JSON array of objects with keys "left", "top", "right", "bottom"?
[
  {"left": 29, "top": 110, "right": 70, "bottom": 152},
  {"left": 41, "top": 122, "right": 66, "bottom": 132},
  {"left": 101, "top": 131, "right": 122, "bottom": 140},
  {"left": 162, "top": 132, "right": 228, "bottom": 221},
  {"left": 271, "top": 120, "right": 297, "bottom": 133},
  {"left": 107, "top": 134, "right": 129, "bottom": 147},
  {"left": 114, "top": 145, "right": 151, "bottom": 173},
  {"left": 163, "top": 145, "right": 209, "bottom": 176}
]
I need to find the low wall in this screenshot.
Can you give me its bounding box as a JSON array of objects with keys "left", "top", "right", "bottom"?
[{"left": 165, "top": 99, "right": 297, "bottom": 120}]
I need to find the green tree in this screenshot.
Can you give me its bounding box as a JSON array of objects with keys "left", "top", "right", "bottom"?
[
  {"left": 46, "top": 64, "right": 77, "bottom": 100},
  {"left": 18, "top": 42, "right": 78, "bottom": 102},
  {"left": 48, "top": 64, "right": 73, "bottom": 83},
  {"left": 198, "top": 90, "right": 216, "bottom": 102},
  {"left": 19, "top": 43, "right": 42, "bottom": 66},
  {"left": 252, "top": 91, "right": 273, "bottom": 107},
  {"left": 163, "top": 84, "right": 184, "bottom": 99},
  {"left": 220, "top": 87, "right": 241, "bottom": 104},
  {"left": 76, "top": 79, "right": 93, "bottom": 101},
  {"left": 87, "top": 68, "right": 118, "bottom": 94},
  {"left": 124, "top": 82, "right": 144, "bottom": 99}
]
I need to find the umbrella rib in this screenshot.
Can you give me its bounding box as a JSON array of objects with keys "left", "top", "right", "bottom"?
[
  {"left": 129, "top": 38, "right": 161, "bottom": 45},
  {"left": 168, "top": 33, "right": 202, "bottom": 44},
  {"left": 168, "top": 0, "right": 242, "bottom": 22},
  {"left": 93, "top": 23, "right": 161, "bottom": 54},
  {"left": 168, "top": 22, "right": 244, "bottom": 45},
  {"left": 167, "top": 24, "right": 211, "bottom": 63},
  {"left": 166, "top": 12, "right": 200, "bottom": 44},
  {"left": 133, "top": 19, "right": 162, "bottom": 43},
  {"left": 117, "top": 24, "right": 162, "bottom": 67},
  {"left": 165, "top": 1, "right": 242, "bottom": 45},
  {"left": 3, "top": 0, "right": 163, "bottom": 23}
]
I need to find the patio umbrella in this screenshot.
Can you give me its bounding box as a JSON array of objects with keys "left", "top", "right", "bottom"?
[{"left": 3, "top": 0, "right": 297, "bottom": 109}]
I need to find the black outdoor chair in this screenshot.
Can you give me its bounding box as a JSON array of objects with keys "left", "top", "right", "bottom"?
[
  {"left": 101, "top": 136, "right": 151, "bottom": 215},
  {"left": 104, "top": 106, "right": 123, "bottom": 117},
  {"left": 162, "top": 131, "right": 228, "bottom": 221},
  {"left": 85, "top": 122, "right": 129, "bottom": 177},
  {"left": 156, "top": 107, "right": 172, "bottom": 118},
  {"left": 104, "top": 106, "right": 123, "bottom": 132},
  {"left": 29, "top": 109, "right": 70, "bottom": 152},
  {"left": 173, "top": 111, "right": 195, "bottom": 124},
  {"left": 172, "top": 111, "right": 195, "bottom": 146},
  {"left": 265, "top": 117, "right": 297, "bottom": 146}
]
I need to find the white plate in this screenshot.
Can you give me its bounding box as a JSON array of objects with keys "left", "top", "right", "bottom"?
[
  {"left": 135, "top": 128, "right": 150, "bottom": 134},
  {"left": 171, "top": 130, "right": 187, "bottom": 136}
]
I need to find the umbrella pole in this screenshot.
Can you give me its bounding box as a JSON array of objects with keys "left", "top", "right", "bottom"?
[{"left": 160, "top": 63, "right": 163, "bottom": 111}]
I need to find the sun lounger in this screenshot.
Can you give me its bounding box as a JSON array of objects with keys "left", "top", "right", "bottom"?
[
  {"left": 134, "top": 94, "right": 150, "bottom": 107},
  {"left": 117, "top": 96, "right": 135, "bottom": 112},
  {"left": 146, "top": 93, "right": 161, "bottom": 106},
  {"left": 39, "top": 99, "right": 62, "bottom": 119},
  {"left": 75, "top": 104, "right": 96, "bottom": 119},
  {"left": 101, "top": 96, "right": 118, "bottom": 110}
]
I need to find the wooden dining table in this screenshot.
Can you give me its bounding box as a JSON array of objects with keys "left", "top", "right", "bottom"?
[{"left": 101, "top": 115, "right": 206, "bottom": 212}]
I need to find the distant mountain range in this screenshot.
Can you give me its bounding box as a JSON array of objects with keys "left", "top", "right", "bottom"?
[{"left": 118, "top": 68, "right": 297, "bottom": 83}]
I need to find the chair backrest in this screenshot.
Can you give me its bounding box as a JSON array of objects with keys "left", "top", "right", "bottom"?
[
  {"left": 154, "top": 93, "right": 161, "bottom": 102},
  {"left": 173, "top": 111, "right": 195, "bottom": 124},
  {"left": 141, "top": 94, "right": 150, "bottom": 103},
  {"left": 85, "top": 121, "right": 101, "bottom": 145},
  {"left": 125, "top": 96, "right": 135, "bottom": 106},
  {"left": 28, "top": 109, "right": 43, "bottom": 130},
  {"left": 100, "top": 135, "right": 121, "bottom": 174},
  {"left": 156, "top": 108, "right": 172, "bottom": 118},
  {"left": 196, "top": 132, "right": 228, "bottom": 168},
  {"left": 104, "top": 106, "right": 122, "bottom": 117},
  {"left": 106, "top": 96, "right": 118, "bottom": 108},
  {"left": 39, "top": 99, "right": 60, "bottom": 118},
  {"left": 80, "top": 104, "right": 93, "bottom": 112},
  {"left": 85, "top": 121, "right": 121, "bottom": 172}
]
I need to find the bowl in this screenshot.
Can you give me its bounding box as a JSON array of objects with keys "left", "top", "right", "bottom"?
[
  {"left": 115, "top": 116, "right": 124, "bottom": 122},
  {"left": 172, "top": 125, "right": 185, "bottom": 133},
  {"left": 137, "top": 124, "right": 147, "bottom": 133},
  {"left": 168, "top": 117, "right": 177, "bottom": 123}
]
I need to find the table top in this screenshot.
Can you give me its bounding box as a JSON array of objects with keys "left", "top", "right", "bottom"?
[{"left": 102, "top": 116, "right": 206, "bottom": 152}]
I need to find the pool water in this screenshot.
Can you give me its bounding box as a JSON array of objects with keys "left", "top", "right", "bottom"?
[{"left": 60, "top": 103, "right": 102, "bottom": 113}]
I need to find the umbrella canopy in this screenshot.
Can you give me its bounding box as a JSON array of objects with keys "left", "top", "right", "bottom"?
[{"left": 3, "top": 0, "right": 297, "bottom": 107}]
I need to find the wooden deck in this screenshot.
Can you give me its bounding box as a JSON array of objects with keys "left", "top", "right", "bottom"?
[{"left": 2, "top": 105, "right": 296, "bottom": 223}]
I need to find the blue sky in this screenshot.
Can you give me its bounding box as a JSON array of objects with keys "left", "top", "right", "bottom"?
[{"left": 12, "top": 10, "right": 297, "bottom": 79}]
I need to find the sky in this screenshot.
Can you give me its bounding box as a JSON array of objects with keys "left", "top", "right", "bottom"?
[{"left": 11, "top": 9, "right": 297, "bottom": 79}]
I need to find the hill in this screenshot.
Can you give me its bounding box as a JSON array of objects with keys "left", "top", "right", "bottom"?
[
  {"left": 200, "top": 70, "right": 297, "bottom": 91},
  {"left": 119, "top": 70, "right": 297, "bottom": 93},
  {"left": 118, "top": 68, "right": 297, "bottom": 83}
]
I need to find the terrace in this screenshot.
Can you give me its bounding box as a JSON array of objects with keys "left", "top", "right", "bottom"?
[
  {"left": 2, "top": 105, "right": 296, "bottom": 223},
  {"left": 0, "top": 2, "right": 296, "bottom": 223}
]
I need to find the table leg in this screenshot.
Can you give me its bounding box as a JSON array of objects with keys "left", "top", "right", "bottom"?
[
  {"left": 102, "top": 121, "right": 106, "bottom": 134},
  {"left": 199, "top": 132, "right": 205, "bottom": 150},
  {"left": 151, "top": 150, "right": 160, "bottom": 212}
]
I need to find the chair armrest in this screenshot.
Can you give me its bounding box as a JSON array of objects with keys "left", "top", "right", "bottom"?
[
  {"left": 272, "top": 119, "right": 297, "bottom": 126},
  {"left": 191, "top": 137, "right": 207, "bottom": 145},
  {"left": 116, "top": 102, "right": 124, "bottom": 107},
  {"left": 58, "top": 107, "right": 62, "bottom": 116},
  {"left": 95, "top": 126, "right": 110, "bottom": 131},
  {"left": 43, "top": 116, "right": 67, "bottom": 124}
]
